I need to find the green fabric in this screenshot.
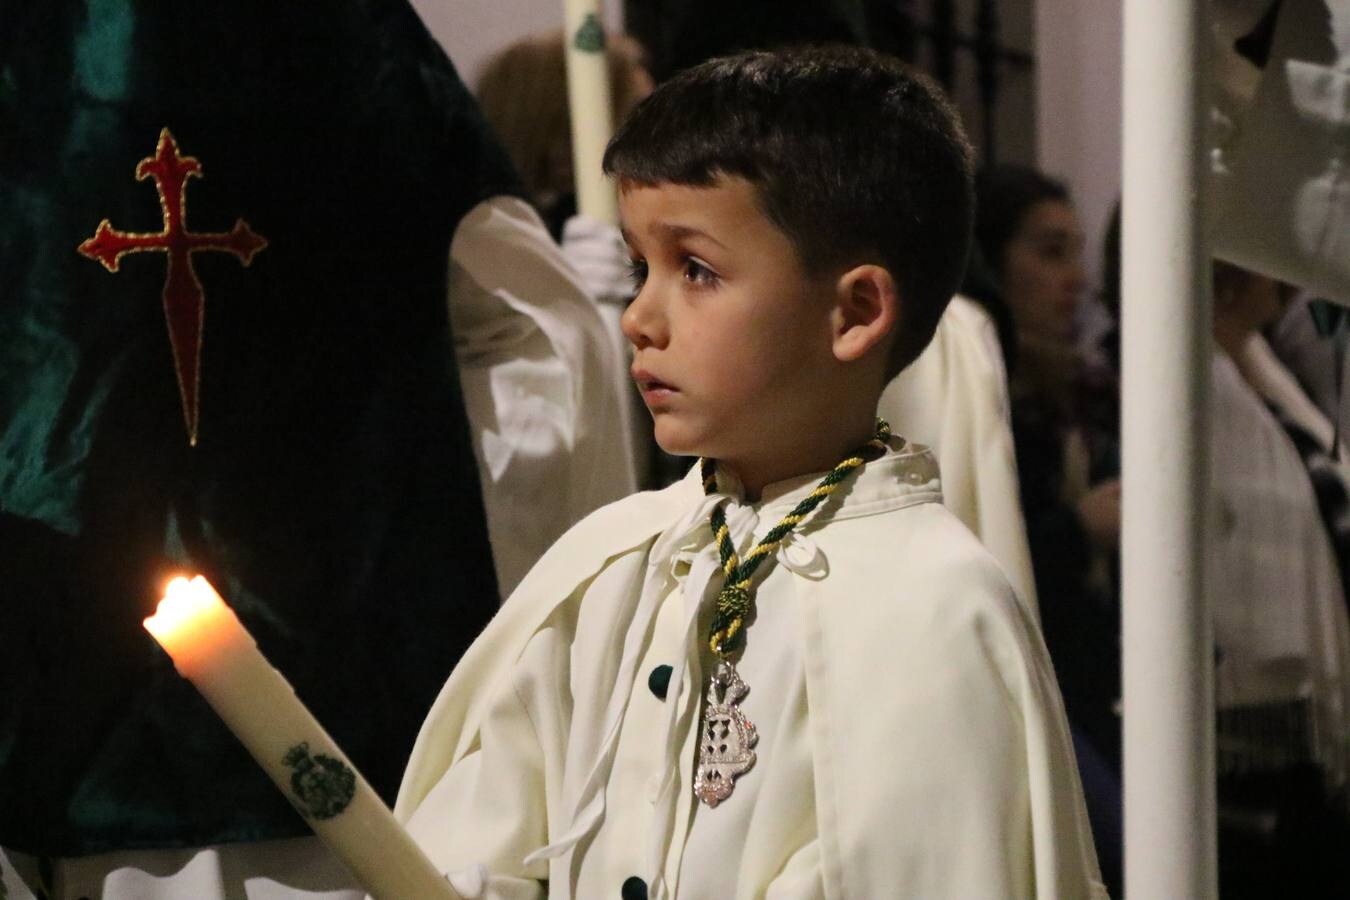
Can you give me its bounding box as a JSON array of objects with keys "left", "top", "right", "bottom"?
[
  {"left": 0, "top": 0, "right": 516, "bottom": 855},
  {"left": 1309, "top": 298, "right": 1349, "bottom": 339}
]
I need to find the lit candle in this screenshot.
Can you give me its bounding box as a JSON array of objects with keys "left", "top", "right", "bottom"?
[{"left": 145, "top": 575, "right": 458, "bottom": 899}]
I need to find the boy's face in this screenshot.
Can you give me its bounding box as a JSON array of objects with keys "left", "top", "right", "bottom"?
[{"left": 619, "top": 176, "right": 838, "bottom": 467}]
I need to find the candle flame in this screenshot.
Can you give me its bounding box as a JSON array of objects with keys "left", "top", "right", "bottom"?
[{"left": 145, "top": 575, "right": 224, "bottom": 646}]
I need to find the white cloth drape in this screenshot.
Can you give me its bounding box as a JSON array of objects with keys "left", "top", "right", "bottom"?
[
  {"left": 559, "top": 212, "right": 651, "bottom": 486},
  {"left": 880, "top": 295, "right": 1039, "bottom": 617}
]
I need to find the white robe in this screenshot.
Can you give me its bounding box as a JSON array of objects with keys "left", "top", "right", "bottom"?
[
  {"left": 0, "top": 195, "right": 633, "bottom": 900},
  {"left": 451, "top": 197, "right": 637, "bottom": 598},
  {"left": 880, "top": 295, "right": 1039, "bottom": 617},
  {"left": 397, "top": 441, "right": 1107, "bottom": 899},
  {"left": 1209, "top": 347, "right": 1350, "bottom": 786},
  {"left": 560, "top": 212, "right": 652, "bottom": 488}
]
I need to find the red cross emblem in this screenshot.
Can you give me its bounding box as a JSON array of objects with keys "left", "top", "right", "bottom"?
[{"left": 79, "top": 128, "right": 267, "bottom": 445}]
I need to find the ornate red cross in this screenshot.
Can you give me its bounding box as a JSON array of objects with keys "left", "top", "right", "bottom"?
[{"left": 79, "top": 127, "right": 267, "bottom": 446}]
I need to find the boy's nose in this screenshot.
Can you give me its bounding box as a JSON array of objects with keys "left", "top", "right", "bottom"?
[{"left": 621, "top": 287, "right": 668, "bottom": 350}]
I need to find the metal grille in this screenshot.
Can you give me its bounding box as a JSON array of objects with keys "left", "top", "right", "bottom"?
[
  {"left": 1217, "top": 696, "right": 1320, "bottom": 777},
  {"left": 623, "top": 0, "right": 1038, "bottom": 165}
]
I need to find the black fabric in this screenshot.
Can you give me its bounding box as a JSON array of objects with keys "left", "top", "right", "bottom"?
[
  {"left": 1218, "top": 765, "right": 1350, "bottom": 898},
  {"left": 1010, "top": 346, "right": 1122, "bottom": 757},
  {"left": 1011, "top": 395, "right": 1121, "bottom": 770},
  {"left": 1272, "top": 408, "right": 1350, "bottom": 613},
  {"left": 1233, "top": 0, "right": 1285, "bottom": 68},
  {"left": 633, "top": 0, "right": 868, "bottom": 81},
  {"left": 1012, "top": 381, "right": 1122, "bottom": 900},
  {"left": 541, "top": 191, "right": 578, "bottom": 245},
  {"left": 0, "top": 0, "right": 517, "bottom": 855}
]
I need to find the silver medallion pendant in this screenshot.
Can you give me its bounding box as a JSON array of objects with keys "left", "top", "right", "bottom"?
[{"left": 693, "top": 658, "right": 758, "bottom": 807}]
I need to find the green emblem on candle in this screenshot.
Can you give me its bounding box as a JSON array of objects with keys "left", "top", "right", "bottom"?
[
  {"left": 283, "top": 742, "right": 356, "bottom": 820},
  {"left": 573, "top": 13, "right": 605, "bottom": 54}
]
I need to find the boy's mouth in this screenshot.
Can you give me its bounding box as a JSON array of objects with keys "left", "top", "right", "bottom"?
[{"left": 632, "top": 367, "right": 678, "bottom": 401}]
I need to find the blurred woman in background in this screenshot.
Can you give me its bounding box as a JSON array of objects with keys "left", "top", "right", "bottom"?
[
  {"left": 976, "top": 165, "right": 1122, "bottom": 762},
  {"left": 975, "top": 164, "right": 1123, "bottom": 897}
]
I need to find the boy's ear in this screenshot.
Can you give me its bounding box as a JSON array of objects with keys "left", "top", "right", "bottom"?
[{"left": 831, "top": 264, "right": 899, "bottom": 363}]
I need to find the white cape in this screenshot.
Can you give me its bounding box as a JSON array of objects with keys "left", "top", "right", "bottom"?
[{"left": 397, "top": 451, "right": 1106, "bottom": 899}]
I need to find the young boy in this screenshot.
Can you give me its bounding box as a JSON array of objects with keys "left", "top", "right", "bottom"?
[{"left": 395, "top": 46, "right": 1106, "bottom": 899}]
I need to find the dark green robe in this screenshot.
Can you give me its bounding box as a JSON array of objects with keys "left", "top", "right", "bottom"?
[{"left": 0, "top": 0, "right": 514, "bottom": 855}]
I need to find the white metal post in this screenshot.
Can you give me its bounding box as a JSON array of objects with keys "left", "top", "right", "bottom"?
[{"left": 1121, "top": 0, "right": 1216, "bottom": 897}]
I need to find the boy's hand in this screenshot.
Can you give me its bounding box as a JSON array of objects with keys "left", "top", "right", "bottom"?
[{"left": 1076, "top": 478, "right": 1122, "bottom": 551}]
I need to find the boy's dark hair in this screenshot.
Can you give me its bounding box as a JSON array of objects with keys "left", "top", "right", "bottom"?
[{"left": 603, "top": 45, "right": 974, "bottom": 378}]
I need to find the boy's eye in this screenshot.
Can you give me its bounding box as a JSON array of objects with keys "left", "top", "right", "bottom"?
[
  {"left": 627, "top": 258, "right": 648, "bottom": 290},
  {"left": 683, "top": 258, "right": 718, "bottom": 287}
]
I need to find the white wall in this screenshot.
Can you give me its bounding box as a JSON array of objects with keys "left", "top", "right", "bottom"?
[
  {"left": 1035, "top": 0, "right": 1124, "bottom": 292},
  {"left": 411, "top": 0, "right": 625, "bottom": 88}
]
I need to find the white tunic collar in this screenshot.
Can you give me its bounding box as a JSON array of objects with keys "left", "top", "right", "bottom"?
[{"left": 702, "top": 435, "right": 942, "bottom": 520}]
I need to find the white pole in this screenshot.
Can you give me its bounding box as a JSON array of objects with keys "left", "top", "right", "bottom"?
[
  {"left": 1121, "top": 0, "right": 1216, "bottom": 897},
  {"left": 562, "top": 0, "right": 619, "bottom": 225}
]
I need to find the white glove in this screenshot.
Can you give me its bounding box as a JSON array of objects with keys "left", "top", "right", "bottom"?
[{"left": 561, "top": 213, "right": 635, "bottom": 306}]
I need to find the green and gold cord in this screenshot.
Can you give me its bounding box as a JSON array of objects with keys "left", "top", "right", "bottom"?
[{"left": 700, "top": 419, "right": 891, "bottom": 656}]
